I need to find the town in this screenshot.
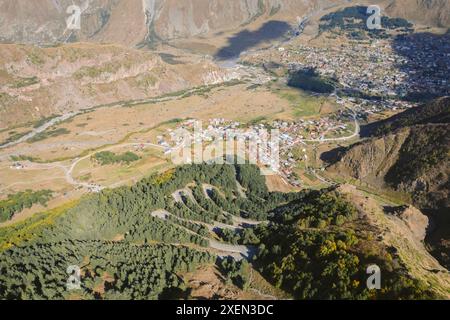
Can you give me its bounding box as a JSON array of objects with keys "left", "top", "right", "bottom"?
[
  {"left": 155, "top": 114, "right": 356, "bottom": 187},
  {"left": 244, "top": 30, "right": 450, "bottom": 120}
]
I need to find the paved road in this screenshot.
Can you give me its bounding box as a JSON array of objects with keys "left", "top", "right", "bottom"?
[
  {"left": 209, "top": 239, "right": 254, "bottom": 259},
  {"left": 65, "top": 142, "right": 164, "bottom": 190},
  {"left": 4, "top": 142, "right": 165, "bottom": 193},
  {"left": 151, "top": 208, "right": 255, "bottom": 260}
]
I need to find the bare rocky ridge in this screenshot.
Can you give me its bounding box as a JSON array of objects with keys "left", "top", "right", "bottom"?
[
  {"left": 0, "top": 0, "right": 118, "bottom": 44},
  {"left": 1, "top": 0, "right": 448, "bottom": 47},
  {"left": 0, "top": 0, "right": 316, "bottom": 46},
  {"left": 385, "top": 205, "right": 429, "bottom": 243},
  {"left": 330, "top": 128, "right": 410, "bottom": 184},
  {"left": 328, "top": 124, "right": 449, "bottom": 208}
]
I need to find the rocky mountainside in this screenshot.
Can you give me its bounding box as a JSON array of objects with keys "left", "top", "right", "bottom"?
[
  {"left": 361, "top": 96, "right": 450, "bottom": 138},
  {"left": 1, "top": 0, "right": 448, "bottom": 47},
  {"left": 0, "top": 43, "right": 241, "bottom": 127},
  {"left": 0, "top": 0, "right": 319, "bottom": 46}
]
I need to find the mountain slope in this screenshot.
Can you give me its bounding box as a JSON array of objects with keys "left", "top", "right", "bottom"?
[
  {"left": 361, "top": 96, "right": 450, "bottom": 138},
  {"left": 386, "top": 0, "right": 450, "bottom": 28},
  {"left": 2, "top": 0, "right": 448, "bottom": 47},
  {"left": 0, "top": 0, "right": 317, "bottom": 46},
  {"left": 325, "top": 97, "right": 450, "bottom": 269},
  {"left": 0, "top": 42, "right": 240, "bottom": 127},
  {"left": 0, "top": 163, "right": 447, "bottom": 299}
]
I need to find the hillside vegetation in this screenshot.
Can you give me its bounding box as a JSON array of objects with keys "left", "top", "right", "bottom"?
[
  {"left": 0, "top": 163, "right": 440, "bottom": 299},
  {"left": 92, "top": 151, "right": 140, "bottom": 165},
  {"left": 361, "top": 97, "right": 450, "bottom": 137},
  {"left": 0, "top": 190, "right": 53, "bottom": 222},
  {"left": 386, "top": 0, "right": 450, "bottom": 28}
]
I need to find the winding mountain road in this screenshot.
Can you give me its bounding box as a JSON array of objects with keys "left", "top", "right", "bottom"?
[{"left": 151, "top": 209, "right": 254, "bottom": 260}]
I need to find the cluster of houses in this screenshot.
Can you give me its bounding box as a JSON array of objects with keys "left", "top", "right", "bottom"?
[
  {"left": 156, "top": 116, "right": 354, "bottom": 186},
  {"left": 273, "top": 118, "right": 352, "bottom": 141},
  {"left": 247, "top": 32, "right": 450, "bottom": 120},
  {"left": 283, "top": 42, "right": 419, "bottom": 116},
  {"left": 288, "top": 41, "right": 410, "bottom": 96},
  {"left": 150, "top": 33, "right": 450, "bottom": 186},
  {"left": 393, "top": 33, "right": 450, "bottom": 97},
  {"left": 270, "top": 118, "right": 351, "bottom": 185},
  {"left": 87, "top": 185, "right": 103, "bottom": 193}
]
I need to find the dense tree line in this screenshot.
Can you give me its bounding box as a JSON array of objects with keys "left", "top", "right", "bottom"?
[
  {"left": 180, "top": 194, "right": 228, "bottom": 224},
  {"left": 28, "top": 128, "right": 70, "bottom": 143},
  {"left": 166, "top": 215, "right": 210, "bottom": 238},
  {"left": 167, "top": 201, "right": 214, "bottom": 224},
  {"left": 235, "top": 164, "right": 268, "bottom": 198},
  {"left": 0, "top": 190, "right": 53, "bottom": 222},
  {"left": 37, "top": 196, "right": 208, "bottom": 248},
  {"left": 271, "top": 188, "right": 358, "bottom": 228},
  {"left": 92, "top": 151, "right": 140, "bottom": 165},
  {"left": 218, "top": 257, "right": 250, "bottom": 290},
  {"left": 0, "top": 163, "right": 265, "bottom": 299},
  {"left": 190, "top": 184, "right": 229, "bottom": 221},
  {"left": 215, "top": 227, "right": 261, "bottom": 246},
  {"left": 0, "top": 240, "right": 214, "bottom": 299},
  {"left": 253, "top": 191, "right": 437, "bottom": 300}
]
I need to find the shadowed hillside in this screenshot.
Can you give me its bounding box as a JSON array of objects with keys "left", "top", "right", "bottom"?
[
  {"left": 215, "top": 20, "right": 291, "bottom": 60},
  {"left": 386, "top": 0, "right": 450, "bottom": 28}
]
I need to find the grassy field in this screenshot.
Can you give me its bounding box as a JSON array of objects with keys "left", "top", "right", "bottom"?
[
  {"left": 73, "top": 151, "right": 171, "bottom": 188},
  {"left": 274, "top": 87, "right": 338, "bottom": 118},
  {"left": 0, "top": 81, "right": 341, "bottom": 223},
  {"left": 1, "top": 83, "right": 290, "bottom": 162}
]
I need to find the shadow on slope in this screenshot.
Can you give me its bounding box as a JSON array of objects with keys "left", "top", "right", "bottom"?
[{"left": 214, "top": 20, "right": 291, "bottom": 60}]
